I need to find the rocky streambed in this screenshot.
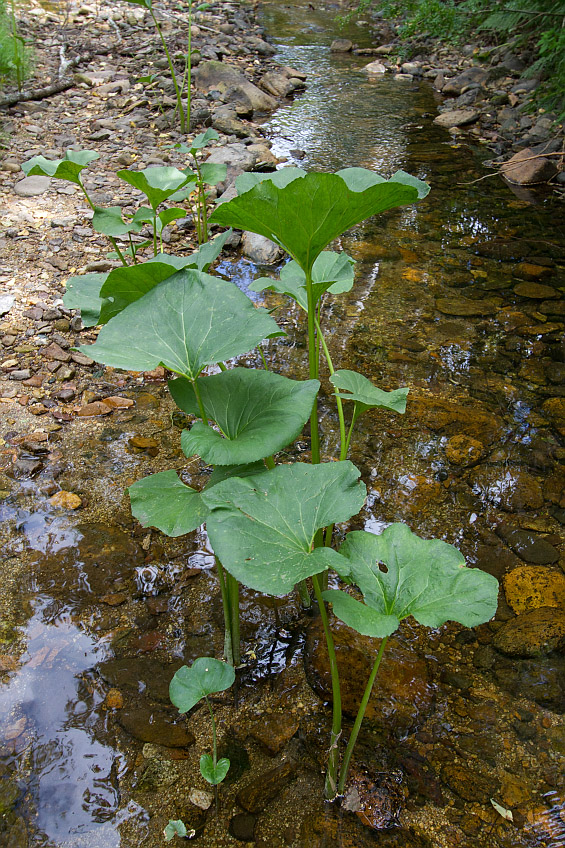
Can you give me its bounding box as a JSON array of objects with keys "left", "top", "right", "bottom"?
[{"left": 1, "top": 0, "right": 565, "bottom": 847}]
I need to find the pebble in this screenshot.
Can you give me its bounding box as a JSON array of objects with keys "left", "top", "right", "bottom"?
[
  {"left": 49, "top": 491, "right": 83, "bottom": 509},
  {"left": 14, "top": 175, "right": 51, "bottom": 196}
]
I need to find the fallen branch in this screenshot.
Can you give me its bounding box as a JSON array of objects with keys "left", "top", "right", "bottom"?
[
  {"left": 459, "top": 151, "right": 564, "bottom": 185},
  {"left": 0, "top": 49, "right": 107, "bottom": 108}
]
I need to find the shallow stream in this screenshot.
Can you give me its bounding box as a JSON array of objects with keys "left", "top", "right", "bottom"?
[{"left": 0, "top": 1, "right": 564, "bottom": 846}]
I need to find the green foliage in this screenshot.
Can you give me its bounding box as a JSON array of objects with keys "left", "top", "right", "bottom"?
[
  {"left": 0, "top": 0, "right": 33, "bottom": 89},
  {"left": 129, "top": 470, "right": 210, "bottom": 536},
  {"left": 170, "top": 657, "right": 235, "bottom": 713},
  {"left": 164, "top": 819, "right": 188, "bottom": 841}
]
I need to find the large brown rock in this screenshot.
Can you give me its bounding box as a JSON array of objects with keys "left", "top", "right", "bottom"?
[
  {"left": 194, "top": 60, "right": 277, "bottom": 112},
  {"left": 493, "top": 607, "right": 565, "bottom": 657},
  {"left": 304, "top": 618, "right": 434, "bottom": 737},
  {"left": 501, "top": 147, "right": 558, "bottom": 185},
  {"left": 503, "top": 566, "right": 565, "bottom": 614},
  {"left": 433, "top": 110, "right": 479, "bottom": 128},
  {"left": 468, "top": 467, "right": 544, "bottom": 511},
  {"left": 542, "top": 397, "right": 565, "bottom": 437},
  {"left": 409, "top": 396, "right": 502, "bottom": 444}
]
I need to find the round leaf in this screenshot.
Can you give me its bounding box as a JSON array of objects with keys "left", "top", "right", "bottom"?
[
  {"left": 250, "top": 251, "right": 355, "bottom": 310},
  {"left": 175, "top": 369, "right": 319, "bottom": 465},
  {"left": 322, "top": 589, "right": 399, "bottom": 638},
  {"left": 117, "top": 166, "right": 193, "bottom": 210},
  {"left": 21, "top": 149, "right": 99, "bottom": 185},
  {"left": 170, "top": 658, "right": 236, "bottom": 713},
  {"left": 78, "top": 269, "right": 283, "bottom": 380},
  {"left": 202, "top": 461, "right": 366, "bottom": 595},
  {"left": 92, "top": 206, "right": 144, "bottom": 237},
  {"left": 338, "top": 523, "right": 498, "bottom": 629},
  {"left": 128, "top": 470, "right": 210, "bottom": 537},
  {"left": 63, "top": 272, "right": 108, "bottom": 327}
]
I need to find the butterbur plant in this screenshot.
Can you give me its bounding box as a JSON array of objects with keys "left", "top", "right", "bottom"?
[
  {"left": 74, "top": 165, "right": 499, "bottom": 802},
  {"left": 170, "top": 658, "right": 235, "bottom": 806}
]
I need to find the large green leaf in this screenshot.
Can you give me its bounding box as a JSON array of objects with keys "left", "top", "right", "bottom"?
[
  {"left": 174, "top": 369, "right": 319, "bottom": 465},
  {"left": 202, "top": 462, "right": 366, "bottom": 595},
  {"left": 78, "top": 269, "right": 283, "bottom": 379},
  {"left": 206, "top": 461, "right": 267, "bottom": 488},
  {"left": 21, "top": 149, "right": 99, "bottom": 185},
  {"left": 330, "top": 369, "right": 409, "bottom": 421},
  {"left": 128, "top": 470, "right": 210, "bottom": 537},
  {"left": 191, "top": 229, "right": 231, "bottom": 271},
  {"left": 117, "top": 166, "right": 194, "bottom": 210},
  {"left": 170, "top": 657, "right": 235, "bottom": 713},
  {"left": 251, "top": 251, "right": 355, "bottom": 310},
  {"left": 233, "top": 168, "right": 306, "bottom": 196},
  {"left": 210, "top": 168, "right": 430, "bottom": 274},
  {"left": 331, "top": 523, "right": 498, "bottom": 630},
  {"left": 63, "top": 272, "right": 108, "bottom": 327},
  {"left": 199, "top": 162, "right": 227, "bottom": 186},
  {"left": 320, "top": 590, "right": 399, "bottom": 638},
  {"left": 92, "top": 206, "right": 144, "bottom": 237}
]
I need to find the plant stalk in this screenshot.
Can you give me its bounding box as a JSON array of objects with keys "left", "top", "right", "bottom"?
[
  {"left": 79, "top": 182, "right": 128, "bottom": 266},
  {"left": 337, "top": 636, "right": 389, "bottom": 795},
  {"left": 205, "top": 695, "right": 219, "bottom": 815},
  {"left": 151, "top": 9, "right": 186, "bottom": 133},
  {"left": 315, "top": 315, "right": 346, "bottom": 461},
  {"left": 312, "top": 573, "right": 341, "bottom": 799},
  {"left": 227, "top": 573, "right": 240, "bottom": 666},
  {"left": 192, "top": 378, "right": 209, "bottom": 425},
  {"left": 305, "top": 269, "right": 320, "bottom": 464},
  {"left": 216, "top": 557, "right": 233, "bottom": 665}
]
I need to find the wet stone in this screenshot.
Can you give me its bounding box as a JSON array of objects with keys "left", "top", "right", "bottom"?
[
  {"left": 435, "top": 297, "right": 497, "bottom": 316},
  {"left": 236, "top": 761, "right": 297, "bottom": 813},
  {"left": 136, "top": 756, "right": 179, "bottom": 790},
  {"left": 542, "top": 397, "right": 565, "bottom": 437},
  {"left": 304, "top": 618, "right": 434, "bottom": 736},
  {"left": 444, "top": 433, "right": 486, "bottom": 466},
  {"left": 496, "top": 524, "right": 560, "bottom": 564},
  {"left": 441, "top": 762, "right": 499, "bottom": 803},
  {"left": 492, "top": 607, "right": 565, "bottom": 657},
  {"left": 514, "top": 282, "right": 557, "bottom": 299},
  {"left": 344, "top": 759, "right": 404, "bottom": 829},
  {"left": 493, "top": 657, "right": 564, "bottom": 711},
  {"left": 0, "top": 778, "right": 21, "bottom": 814},
  {"left": 248, "top": 710, "right": 299, "bottom": 756},
  {"left": 99, "top": 656, "right": 183, "bottom": 703},
  {"left": 117, "top": 704, "right": 195, "bottom": 748},
  {"left": 504, "top": 566, "right": 565, "bottom": 613},
  {"left": 300, "top": 805, "right": 433, "bottom": 848}
]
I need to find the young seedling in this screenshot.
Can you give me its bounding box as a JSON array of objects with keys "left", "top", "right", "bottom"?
[
  {"left": 170, "top": 129, "right": 227, "bottom": 245},
  {"left": 170, "top": 657, "right": 235, "bottom": 808},
  {"left": 164, "top": 819, "right": 190, "bottom": 841}
]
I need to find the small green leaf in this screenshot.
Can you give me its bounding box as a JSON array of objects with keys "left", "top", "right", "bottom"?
[
  {"left": 79, "top": 269, "right": 283, "bottom": 380},
  {"left": 164, "top": 820, "right": 187, "bottom": 841},
  {"left": 63, "top": 272, "right": 108, "bottom": 327},
  {"left": 322, "top": 590, "right": 399, "bottom": 638},
  {"left": 21, "top": 149, "right": 99, "bottom": 185},
  {"left": 138, "top": 73, "right": 158, "bottom": 84},
  {"left": 200, "top": 754, "right": 230, "bottom": 785},
  {"left": 211, "top": 168, "right": 430, "bottom": 275},
  {"left": 189, "top": 127, "right": 219, "bottom": 152},
  {"left": 337, "top": 523, "right": 499, "bottom": 629},
  {"left": 174, "top": 369, "right": 319, "bottom": 465},
  {"left": 191, "top": 230, "right": 231, "bottom": 271},
  {"left": 117, "top": 166, "right": 193, "bottom": 210},
  {"left": 330, "top": 370, "right": 409, "bottom": 419},
  {"left": 203, "top": 461, "right": 366, "bottom": 595},
  {"left": 128, "top": 470, "right": 210, "bottom": 536},
  {"left": 170, "top": 657, "right": 235, "bottom": 713},
  {"left": 199, "top": 161, "right": 227, "bottom": 186},
  {"left": 251, "top": 251, "right": 355, "bottom": 310},
  {"left": 157, "top": 207, "right": 187, "bottom": 229},
  {"left": 92, "top": 205, "right": 144, "bottom": 237}
]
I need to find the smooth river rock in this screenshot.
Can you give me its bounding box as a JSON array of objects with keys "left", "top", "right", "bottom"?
[
  {"left": 468, "top": 467, "right": 544, "bottom": 511},
  {"left": 194, "top": 60, "right": 277, "bottom": 112},
  {"left": 433, "top": 109, "right": 479, "bottom": 128},
  {"left": 503, "top": 566, "right": 565, "bottom": 614},
  {"left": 241, "top": 231, "right": 283, "bottom": 264},
  {"left": 493, "top": 607, "right": 565, "bottom": 657},
  {"left": 14, "top": 175, "right": 51, "bottom": 196},
  {"left": 496, "top": 524, "right": 560, "bottom": 565}
]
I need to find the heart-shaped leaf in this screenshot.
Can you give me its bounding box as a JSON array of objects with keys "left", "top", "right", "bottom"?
[
  {"left": 200, "top": 754, "right": 230, "bottom": 785},
  {"left": 92, "top": 206, "right": 144, "bottom": 237},
  {"left": 199, "top": 162, "right": 227, "bottom": 186},
  {"left": 172, "top": 369, "right": 319, "bottom": 465},
  {"left": 190, "top": 127, "right": 220, "bottom": 153},
  {"left": 156, "top": 207, "right": 187, "bottom": 228},
  {"left": 21, "top": 149, "right": 99, "bottom": 185},
  {"left": 170, "top": 657, "right": 236, "bottom": 713},
  {"left": 117, "top": 166, "right": 194, "bottom": 210},
  {"left": 210, "top": 168, "right": 429, "bottom": 275},
  {"left": 251, "top": 251, "right": 355, "bottom": 310},
  {"left": 128, "top": 470, "right": 210, "bottom": 536},
  {"left": 330, "top": 370, "right": 409, "bottom": 421},
  {"left": 202, "top": 462, "right": 366, "bottom": 595},
  {"left": 63, "top": 272, "right": 108, "bottom": 327},
  {"left": 330, "top": 523, "right": 498, "bottom": 630},
  {"left": 79, "top": 269, "right": 283, "bottom": 379}
]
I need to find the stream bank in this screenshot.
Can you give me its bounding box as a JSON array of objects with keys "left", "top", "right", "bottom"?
[{"left": 1, "top": 0, "right": 565, "bottom": 846}]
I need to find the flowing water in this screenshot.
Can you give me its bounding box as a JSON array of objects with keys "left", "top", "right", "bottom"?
[{"left": 1, "top": 0, "right": 564, "bottom": 846}]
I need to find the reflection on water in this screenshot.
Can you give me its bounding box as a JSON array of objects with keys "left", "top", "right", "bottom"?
[{"left": 0, "top": 596, "right": 147, "bottom": 846}]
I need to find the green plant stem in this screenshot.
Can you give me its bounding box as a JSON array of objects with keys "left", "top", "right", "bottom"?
[
  {"left": 264, "top": 456, "right": 276, "bottom": 470},
  {"left": 216, "top": 557, "right": 234, "bottom": 665},
  {"left": 192, "top": 378, "right": 209, "bottom": 424},
  {"left": 227, "top": 573, "right": 240, "bottom": 666},
  {"left": 186, "top": 0, "right": 192, "bottom": 132},
  {"left": 258, "top": 344, "right": 269, "bottom": 371},
  {"left": 205, "top": 695, "right": 219, "bottom": 815},
  {"left": 217, "top": 361, "right": 227, "bottom": 372},
  {"left": 151, "top": 9, "right": 186, "bottom": 133},
  {"left": 297, "top": 580, "right": 311, "bottom": 608},
  {"left": 152, "top": 217, "right": 158, "bottom": 256},
  {"left": 311, "top": 573, "right": 341, "bottom": 800},
  {"left": 305, "top": 269, "right": 320, "bottom": 464},
  {"left": 127, "top": 232, "right": 138, "bottom": 264},
  {"left": 337, "top": 636, "right": 389, "bottom": 795},
  {"left": 79, "top": 182, "right": 128, "bottom": 266},
  {"left": 315, "top": 315, "right": 346, "bottom": 461}
]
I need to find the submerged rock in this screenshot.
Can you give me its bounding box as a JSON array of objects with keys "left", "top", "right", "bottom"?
[
  {"left": 503, "top": 566, "right": 565, "bottom": 613},
  {"left": 117, "top": 704, "right": 195, "bottom": 748},
  {"left": 468, "top": 467, "right": 544, "bottom": 511},
  {"left": 236, "top": 761, "right": 297, "bottom": 813},
  {"left": 300, "top": 805, "right": 433, "bottom": 847},
  {"left": 501, "top": 147, "right": 558, "bottom": 185},
  {"left": 496, "top": 524, "right": 560, "bottom": 565},
  {"left": 493, "top": 607, "right": 565, "bottom": 657},
  {"left": 304, "top": 618, "right": 434, "bottom": 737}
]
